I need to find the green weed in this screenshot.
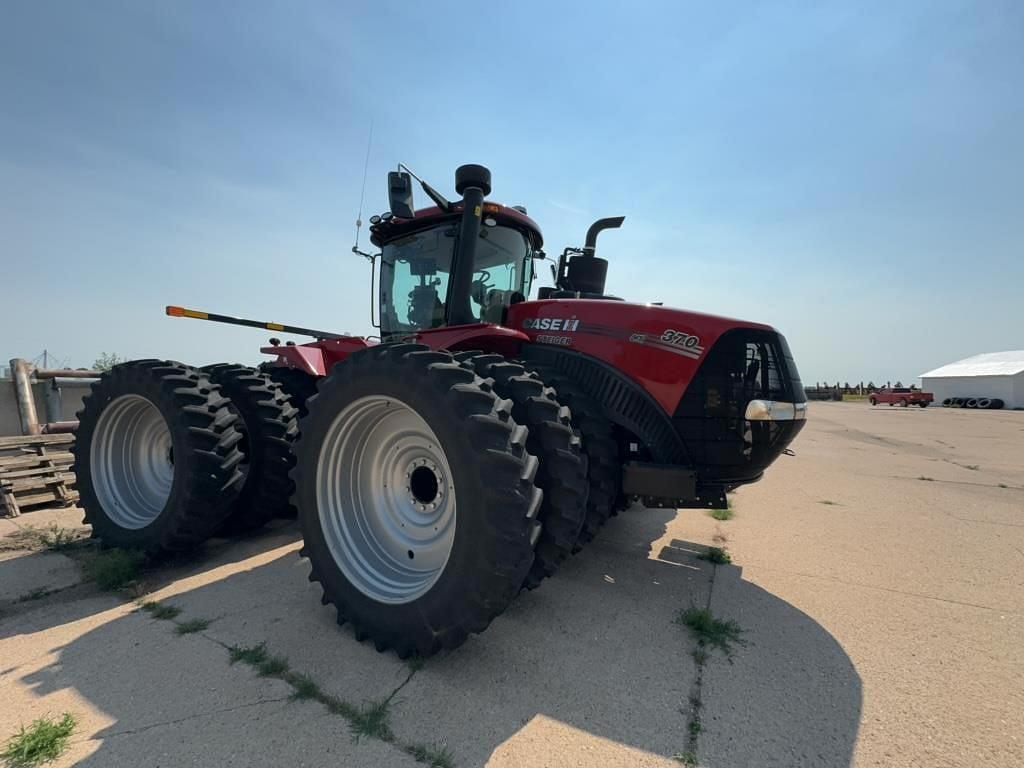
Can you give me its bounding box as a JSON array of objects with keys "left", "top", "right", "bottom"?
[{"left": 1, "top": 713, "right": 76, "bottom": 766}]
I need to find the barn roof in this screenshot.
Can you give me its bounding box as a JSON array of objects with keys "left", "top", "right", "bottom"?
[{"left": 920, "top": 351, "right": 1024, "bottom": 378}]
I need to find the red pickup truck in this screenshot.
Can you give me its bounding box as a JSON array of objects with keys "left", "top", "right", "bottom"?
[{"left": 869, "top": 388, "right": 934, "bottom": 408}]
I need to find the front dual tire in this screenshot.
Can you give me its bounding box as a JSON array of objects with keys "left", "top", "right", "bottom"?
[{"left": 293, "top": 344, "right": 543, "bottom": 657}]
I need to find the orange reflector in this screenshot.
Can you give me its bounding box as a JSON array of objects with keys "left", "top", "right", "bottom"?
[{"left": 166, "top": 306, "right": 185, "bottom": 316}]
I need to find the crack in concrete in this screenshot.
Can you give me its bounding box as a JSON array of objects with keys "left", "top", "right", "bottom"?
[
  {"left": 384, "top": 666, "right": 418, "bottom": 704},
  {"left": 98, "top": 696, "right": 291, "bottom": 739},
  {"left": 737, "top": 563, "right": 1023, "bottom": 615}
]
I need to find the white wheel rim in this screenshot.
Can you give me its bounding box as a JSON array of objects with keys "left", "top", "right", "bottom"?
[
  {"left": 90, "top": 394, "right": 173, "bottom": 529},
  {"left": 316, "top": 395, "right": 456, "bottom": 604}
]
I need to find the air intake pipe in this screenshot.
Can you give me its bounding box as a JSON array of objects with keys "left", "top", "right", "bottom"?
[
  {"left": 558, "top": 216, "right": 625, "bottom": 296},
  {"left": 447, "top": 164, "right": 492, "bottom": 326}
]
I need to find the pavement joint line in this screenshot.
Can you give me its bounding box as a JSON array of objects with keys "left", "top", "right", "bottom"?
[
  {"left": 676, "top": 556, "right": 720, "bottom": 765},
  {"left": 734, "top": 564, "right": 1023, "bottom": 615},
  {"left": 174, "top": 624, "right": 452, "bottom": 766}
]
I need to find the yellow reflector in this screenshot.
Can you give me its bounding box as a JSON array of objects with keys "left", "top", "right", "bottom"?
[
  {"left": 183, "top": 309, "right": 208, "bottom": 320},
  {"left": 266, "top": 322, "right": 284, "bottom": 331}
]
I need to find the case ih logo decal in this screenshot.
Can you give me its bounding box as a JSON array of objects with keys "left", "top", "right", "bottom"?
[
  {"left": 522, "top": 317, "right": 580, "bottom": 332},
  {"left": 522, "top": 316, "right": 705, "bottom": 360}
]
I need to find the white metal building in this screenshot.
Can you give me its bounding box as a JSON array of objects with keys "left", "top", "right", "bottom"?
[{"left": 920, "top": 351, "right": 1024, "bottom": 409}]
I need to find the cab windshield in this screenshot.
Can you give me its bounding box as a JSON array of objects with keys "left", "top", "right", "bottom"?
[{"left": 379, "top": 224, "right": 533, "bottom": 334}]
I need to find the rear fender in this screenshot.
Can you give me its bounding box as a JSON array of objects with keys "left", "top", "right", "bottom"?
[
  {"left": 260, "top": 337, "right": 373, "bottom": 376},
  {"left": 414, "top": 323, "right": 529, "bottom": 357}
]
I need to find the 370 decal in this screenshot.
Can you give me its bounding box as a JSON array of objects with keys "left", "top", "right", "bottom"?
[
  {"left": 628, "top": 328, "right": 705, "bottom": 359},
  {"left": 659, "top": 329, "right": 704, "bottom": 353}
]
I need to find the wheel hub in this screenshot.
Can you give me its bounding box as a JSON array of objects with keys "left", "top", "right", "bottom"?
[
  {"left": 316, "top": 395, "right": 456, "bottom": 604},
  {"left": 90, "top": 394, "right": 174, "bottom": 529}
]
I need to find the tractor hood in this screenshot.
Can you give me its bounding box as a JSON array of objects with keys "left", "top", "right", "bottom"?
[
  {"left": 507, "top": 297, "right": 807, "bottom": 488},
  {"left": 507, "top": 298, "right": 787, "bottom": 415}
]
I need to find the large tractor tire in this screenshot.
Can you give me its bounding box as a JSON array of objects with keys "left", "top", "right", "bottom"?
[
  {"left": 455, "top": 352, "right": 588, "bottom": 588},
  {"left": 202, "top": 364, "right": 299, "bottom": 530},
  {"left": 73, "top": 360, "right": 245, "bottom": 553},
  {"left": 260, "top": 365, "right": 319, "bottom": 419},
  {"left": 292, "top": 344, "right": 542, "bottom": 657},
  {"left": 518, "top": 360, "right": 621, "bottom": 548}
]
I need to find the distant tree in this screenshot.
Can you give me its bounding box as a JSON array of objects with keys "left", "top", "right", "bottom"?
[
  {"left": 93, "top": 352, "right": 123, "bottom": 372},
  {"left": 895, "top": 380, "right": 903, "bottom": 388}
]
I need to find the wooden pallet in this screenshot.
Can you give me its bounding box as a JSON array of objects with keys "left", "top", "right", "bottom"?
[{"left": 0, "top": 434, "right": 77, "bottom": 517}]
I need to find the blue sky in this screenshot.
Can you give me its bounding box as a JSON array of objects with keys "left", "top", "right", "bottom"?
[{"left": 2, "top": 1, "right": 1021, "bottom": 385}]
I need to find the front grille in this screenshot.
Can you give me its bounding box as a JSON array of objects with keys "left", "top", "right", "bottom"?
[{"left": 673, "top": 329, "right": 805, "bottom": 484}]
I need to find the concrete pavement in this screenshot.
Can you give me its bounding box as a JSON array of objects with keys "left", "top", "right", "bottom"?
[{"left": 0, "top": 402, "right": 1020, "bottom": 766}]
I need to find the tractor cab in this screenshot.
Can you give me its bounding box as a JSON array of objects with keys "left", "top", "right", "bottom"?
[
  {"left": 369, "top": 164, "right": 544, "bottom": 338},
  {"left": 371, "top": 204, "right": 542, "bottom": 335}
]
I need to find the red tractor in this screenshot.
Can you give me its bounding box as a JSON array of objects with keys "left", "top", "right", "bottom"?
[{"left": 72, "top": 164, "right": 806, "bottom": 657}]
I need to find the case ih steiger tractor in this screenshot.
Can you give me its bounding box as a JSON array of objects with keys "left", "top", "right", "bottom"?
[{"left": 73, "top": 164, "right": 807, "bottom": 657}]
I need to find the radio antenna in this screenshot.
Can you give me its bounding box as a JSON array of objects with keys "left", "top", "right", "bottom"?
[{"left": 352, "top": 120, "right": 374, "bottom": 258}]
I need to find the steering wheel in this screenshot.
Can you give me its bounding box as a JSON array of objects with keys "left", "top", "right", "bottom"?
[{"left": 471, "top": 270, "right": 492, "bottom": 306}]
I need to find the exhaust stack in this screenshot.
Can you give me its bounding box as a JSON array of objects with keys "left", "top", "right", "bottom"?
[{"left": 558, "top": 216, "right": 625, "bottom": 296}]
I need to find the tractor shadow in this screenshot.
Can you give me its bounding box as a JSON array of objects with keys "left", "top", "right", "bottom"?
[{"left": 11, "top": 511, "right": 862, "bottom": 767}]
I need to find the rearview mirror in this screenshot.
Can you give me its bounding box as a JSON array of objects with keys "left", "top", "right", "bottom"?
[{"left": 387, "top": 171, "right": 416, "bottom": 219}]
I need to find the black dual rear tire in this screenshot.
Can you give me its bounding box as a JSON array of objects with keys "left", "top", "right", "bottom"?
[
  {"left": 518, "top": 360, "right": 621, "bottom": 548},
  {"left": 261, "top": 365, "right": 319, "bottom": 419},
  {"left": 292, "top": 344, "right": 542, "bottom": 657},
  {"left": 202, "top": 364, "right": 299, "bottom": 530},
  {"left": 73, "top": 360, "right": 245, "bottom": 553},
  {"left": 455, "top": 352, "right": 588, "bottom": 588}
]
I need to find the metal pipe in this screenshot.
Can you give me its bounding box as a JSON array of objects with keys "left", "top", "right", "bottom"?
[
  {"left": 447, "top": 165, "right": 492, "bottom": 326},
  {"left": 41, "top": 421, "right": 77, "bottom": 434},
  {"left": 34, "top": 368, "right": 101, "bottom": 379},
  {"left": 9, "top": 358, "right": 41, "bottom": 436},
  {"left": 583, "top": 216, "right": 625, "bottom": 256},
  {"left": 44, "top": 379, "right": 62, "bottom": 424},
  {"left": 51, "top": 377, "right": 97, "bottom": 388}
]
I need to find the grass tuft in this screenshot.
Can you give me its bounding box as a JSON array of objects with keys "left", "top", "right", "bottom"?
[
  {"left": 672, "top": 751, "right": 699, "bottom": 766},
  {"left": 963, "top": 464, "right": 979, "bottom": 471},
  {"left": 407, "top": 741, "right": 456, "bottom": 768},
  {"left": 286, "top": 673, "right": 321, "bottom": 701},
  {"left": 257, "top": 654, "right": 289, "bottom": 677},
  {"left": 676, "top": 607, "right": 746, "bottom": 657},
  {"left": 818, "top": 500, "right": 839, "bottom": 506},
  {"left": 917, "top": 476, "right": 935, "bottom": 482},
  {"left": 349, "top": 699, "right": 394, "bottom": 742},
  {"left": 37, "top": 525, "right": 87, "bottom": 552},
  {"left": 175, "top": 618, "right": 210, "bottom": 635},
  {"left": 229, "top": 643, "right": 268, "bottom": 666},
  {"left": 140, "top": 601, "right": 181, "bottom": 620},
  {"left": 697, "top": 547, "right": 731, "bottom": 565},
  {"left": 998, "top": 483, "right": 1008, "bottom": 489},
  {"left": 82, "top": 548, "right": 145, "bottom": 590},
  {"left": 0, "top": 526, "right": 88, "bottom": 554},
  {"left": 707, "top": 506, "right": 733, "bottom": 521},
  {"left": 1, "top": 713, "right": 76, "bottom": 766}
]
